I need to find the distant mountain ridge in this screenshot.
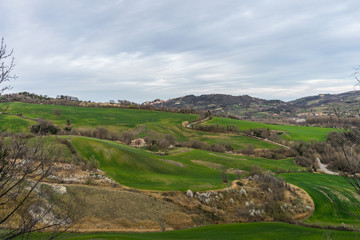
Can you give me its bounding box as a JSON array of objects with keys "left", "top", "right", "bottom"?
[{"left": 144, "top": 91, "right": 360, "bottom": 118}]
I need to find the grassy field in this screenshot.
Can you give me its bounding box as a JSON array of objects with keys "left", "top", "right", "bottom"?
[
  {"left": 70, "top": 136, "right": 304, "bottom": 191},
  {"left": 0, "top": 102, "right": 198, "bottom": 133},
  {"left": 282, "top": 172, "right": 360, "bottom": 227},
  {"left": 26, "top": 222, "right": 357, "bottom": 240},
  {"left": 205, "top": 117, "right": 334, "bottom": 141},
  {"left": 0, "top": 102, "right": 281, "bottom": 150},
  {"left": 0, "top": 114, "right": 36, "bottom": 132}
]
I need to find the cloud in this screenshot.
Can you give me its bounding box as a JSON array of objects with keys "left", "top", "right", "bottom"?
[{"left": 1, "top": 0, "right": 360, "bottom": 102}]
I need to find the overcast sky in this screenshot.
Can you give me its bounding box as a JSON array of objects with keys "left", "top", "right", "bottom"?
[{"left": 1, "top": 0, "right": 360, "bottom": 103}]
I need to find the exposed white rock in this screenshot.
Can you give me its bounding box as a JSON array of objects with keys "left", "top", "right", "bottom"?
[
  {"left": 52, "top": 184, "right": 67, "bottom": 195},
  {"left": 186, "top": 189, "right": 194, "bottom": 198},
  {"left": 239, "top": 188, "right": 247, "bottom": 197}
]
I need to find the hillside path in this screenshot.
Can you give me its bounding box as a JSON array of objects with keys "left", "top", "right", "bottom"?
[{"left": 316, "top": 158, "right": 339, "bottom": 175}]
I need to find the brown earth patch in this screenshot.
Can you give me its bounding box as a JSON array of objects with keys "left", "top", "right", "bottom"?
[{"left": 191, "top": 160, "right": 224, "bottom": 169}]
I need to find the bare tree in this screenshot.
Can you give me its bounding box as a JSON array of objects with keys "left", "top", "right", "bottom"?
[
  {"left": 0, "top": 37, "right": 17, "bottom": 94},
  {"left": 0, "top": 137, "right": 77, "bottom": 239},
  {"left": 318, "top": 70, "right": 360, "bottom": 222},
  {"left": 0, "top": 38, "right": 77, "bottom": 239}
]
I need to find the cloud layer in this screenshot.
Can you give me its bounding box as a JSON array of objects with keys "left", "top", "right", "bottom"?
[{"left": 1, "top": 0, "right": 360, "bottom": 102}]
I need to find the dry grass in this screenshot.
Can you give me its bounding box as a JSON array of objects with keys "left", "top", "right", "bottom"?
[
  {"left": 66, "top": 185, "right": 190, "bottom": 232},
  {"left": 191, "top": 160, "right": 224, "bottom": 170}
]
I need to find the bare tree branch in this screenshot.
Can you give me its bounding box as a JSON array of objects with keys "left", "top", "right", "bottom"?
[{"left": 0, "top": 37, "right": 17, "bottom": 94}]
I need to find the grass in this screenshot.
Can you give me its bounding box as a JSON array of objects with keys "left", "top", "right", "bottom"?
[
  {"left": 282, "top": 172, "right": 360, "bottom": 227},
  {"left": 70, "top": 136, "right": 304, "bottom": 191},
  {"left": 24, "top": 222, "right": 358, "bottom": 239},
  {"left": 0, "top": 114, "right": 36, "bottom": 132},
  {"left": 166, "top": 150, "right": 304, "bottom": 173},
  {"left": 0, "top": 102, "right": 198, "bottom": 133},
  {"left": 0, "top": 102, "right": 281, "bottom": 150},
  {"left": 206, "top": 117, "right": 334, "bottom": 141}
]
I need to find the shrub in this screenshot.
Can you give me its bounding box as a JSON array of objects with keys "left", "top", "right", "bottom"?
[
  {"left": 295, "top": 156, "right": 313, "bottom": 167},
  {"left": 189, "top": 140, "right": 208, "bottom": 150},
  {"left": 120, "top": 132, "right": 134, "bottom": 145},
  {"left": 30, "top": 119, "right": 59, "bottom": 135},
  {"left": 208, "top": 144, "right": 226, "bottom": 153}
]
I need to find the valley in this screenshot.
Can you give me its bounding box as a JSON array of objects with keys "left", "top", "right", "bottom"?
[{"left": 1, "top": 99, "right": 359, "bottom": 239}]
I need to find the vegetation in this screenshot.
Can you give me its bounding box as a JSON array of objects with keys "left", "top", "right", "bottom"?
[
  {"left": 0, "top": 102, "right": 198, "bottom": 133},
  {"left": 282, "top": 172, "right": 360, "bottom": 227},
  {"left": 0, "top": 102, "right": 281, "bottom": 150},
  {"left": 2, "top": 93, "right": 360, "bottom": 238},
  {"left": 205, "top": 117, "right": 333, "bottom": 141},
  {"left": 0, "top": 114, "right": 36, "bottom": 133},
  {"left": 26, "top": 222, "right": 358, "bottom": 240},
  {"left": 70, "top": 136, "right": 304, "bottom": 191}
]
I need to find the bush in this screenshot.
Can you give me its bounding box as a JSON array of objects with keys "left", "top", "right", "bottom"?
[
  {"left": 295, "top": 156, "right": 313, "bottom": 167},
  {"left": 189, "top": 140, "right": 208, "bottom": 150},
  {"left": 120, "top": 132, "right": 134, "bottom": 145},
  {"left": 208, "top": 144, "right": 226, "bottom": 153},
  {"left": 30, "top": 119, "right": 59, "bottom": 135}
]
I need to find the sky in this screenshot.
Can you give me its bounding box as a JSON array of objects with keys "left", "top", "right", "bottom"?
[{"left": 1, "top": 0, "right": 360, "bottom": 103}]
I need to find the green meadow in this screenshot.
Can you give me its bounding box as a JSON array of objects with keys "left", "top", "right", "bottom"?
[
  {"left": 0, "top": 102, "right": 198, "bottom": 132},
  {"left": 0, "top": 113, "right": 36, "bottom": 132},
  {"left": 0, "top": 102, "right": 280, "bottom": 150},
  {"left": 282, "top": 172, "right": 360, "bottom": 227},
  {"left": 70, "top": 136, "right": 304, "bottom": 191},
  {"left": 205, "top": 117, "right": 334, "bottom": 141},
  {"left": 25, "top": 222, "right": 357, "bottom": 240}
]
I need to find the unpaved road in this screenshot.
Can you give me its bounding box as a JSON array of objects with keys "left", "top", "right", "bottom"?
[{"left": 316, "top": 158, "right": 339, "bottom": 175}]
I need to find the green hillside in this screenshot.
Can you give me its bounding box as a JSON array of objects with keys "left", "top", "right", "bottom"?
[
  {"left": 206, "top": 117, "right": 333, "bottom": 141},
  {"left": 29, "top": 222, "right": 357, "bottom": 240},
  {"left": 282, "top": 172, "right": 360, "bottom": 227},
  {"left": 0, "top": 102, "right": 198, "bottom": 132},
  {"left": 0, "top": 114, "right": 37, "bottom": 132},
  {"left": 70, "top": 136, "right": 304, "bottom": 191},
  {"left": 0, "top": 102, "right": 281, "bottom": 150}
]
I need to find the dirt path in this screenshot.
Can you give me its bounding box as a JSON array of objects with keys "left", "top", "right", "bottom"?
[
  {"left": 242, "top": 134, "right": 291, "bottom": 149},
  {"left": 316, "top": 158, "right": 339, "bottom": 175},
  {"left": 183, "top": 117, "right": 210, "bottom": 128}
]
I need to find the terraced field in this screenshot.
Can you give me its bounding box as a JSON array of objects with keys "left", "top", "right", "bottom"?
[{"left": 205, "top": 117, "right": 334, "bottom": 141}]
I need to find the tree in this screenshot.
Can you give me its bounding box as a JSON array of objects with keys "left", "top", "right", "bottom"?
[
  {"left": 0, "top": 137, "right": 76, "bottom": 239},
  {"left": 320, "top": 70, "right": 360, "bottom": 223},
  {"left": 53, "top": 109, "right": 62, "bottom": 119},
  {"left": 0, "top": 38, "right": 76, "bottom": 239},
  {"left": 0, "top": 37, "right": 17, "bottom": 94}
]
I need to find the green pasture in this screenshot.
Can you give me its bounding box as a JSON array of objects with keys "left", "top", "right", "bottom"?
[
  {"left": 0, "top": 102, "right": 198, "bottom": 133},
  {"left": 0, "top": 102, "right": 281, "bottom": 150},
  {"left": 205, "top": 117, "right": 334, "bottom": 141},
  {"left": 282, "top": 172, "right": 360, "bottom": 227},
  {"left": 24, "top": 222, "right": 357, "bottom": 240},
  {"left": 0, "top": 113, "right": 36, "bottom": 132},
  {"left": 138, "top": 123, "right": 280, "bottom": 149},
  {"left": 166, "top": 150, "right": 304, "bottom": 173},
  {"left": 70, "top": 136, "right": 304, "bottom": 191}
]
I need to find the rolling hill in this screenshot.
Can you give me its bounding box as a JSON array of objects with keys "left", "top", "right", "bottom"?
[{"left": 145, "top": 91, "right": 360, "bottom": 118}]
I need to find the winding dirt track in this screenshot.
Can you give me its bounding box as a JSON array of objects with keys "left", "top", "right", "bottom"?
[{"left": 316, "top": 158, "right": 339, "bottom": 175}]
